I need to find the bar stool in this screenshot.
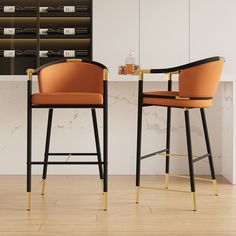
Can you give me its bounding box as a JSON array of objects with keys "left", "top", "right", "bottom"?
[
  {"left": 135, "top": 57, "right": 224, "bottom": 210},
  {"left": 26, "top": 59, "right": 108, "bottom": 211}
]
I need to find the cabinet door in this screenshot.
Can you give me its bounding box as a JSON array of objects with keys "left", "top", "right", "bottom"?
[
  {"left": 190, "top": 0, "right": 236, "bottom": 74},
  {"left": 140, "top": 0, "right": 189, "bottom": 69},
  {"left": 93, "top": 0, "right": 139, "bottom": 80}
]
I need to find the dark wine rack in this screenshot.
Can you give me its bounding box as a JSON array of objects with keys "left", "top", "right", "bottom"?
[{"left": 0, "top": 0, "right": 92, "bottom": 75}]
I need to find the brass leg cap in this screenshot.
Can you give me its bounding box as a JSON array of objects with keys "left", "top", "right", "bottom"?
[
  {"left": 165, "top": 173, "right": 169, "bottom": 189},
  {"left": 27, "top": 192, "right": 31, "bottom": 211},
  {"left": 103, "top": 192, "right": 108, "bottom": 211},
  {"left": 213, "top": 180, "right": 218, "bottom": 196},
  {"left": 191, "top": 192, "right": 197, "bottom": 211},
  {"left": 136, "top": 187, "right": 140, "bottom": 204},
  {"left": 41, "top": 179, "right": 46, "bottom": 195}
]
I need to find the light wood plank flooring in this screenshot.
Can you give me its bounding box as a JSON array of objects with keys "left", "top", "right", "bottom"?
[{"left": 0, "top": 175, "right": 235, "bottom": 236}]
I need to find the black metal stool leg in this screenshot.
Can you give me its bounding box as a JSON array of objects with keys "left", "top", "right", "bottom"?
[
  {"left": 200, "top": 108, "right": 218, "bottom": 195},
  {"left": 103, "top": 80, "right": 108, "bottom": 210},
  {"left": 165, "top": 77, "right": 172, "bottom": 189},
  {"left": 91, "top": 109, "right": 103, "bottom": 180},
  {"left": 41, "top": 108, "right": 53, "bottom": 195},
  {"left": 184, "top": 109, "right": 196, "bottom": 211},
  {"left": 27, "top": 95, "right": 32, "bottom": 211},
  {"left": 136, "top": 79, "right": 144, "bottom": 204},
  {"left": 165, "top": 107, "right": 171, "bottom": 189}
]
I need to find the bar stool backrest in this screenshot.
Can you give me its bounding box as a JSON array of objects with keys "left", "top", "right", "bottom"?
[
  {"left": 37, "top": 60, "right": 106, "bottom": 94},
  {"left": 179, "top": 58, "right": 224, "bottom": 98}
]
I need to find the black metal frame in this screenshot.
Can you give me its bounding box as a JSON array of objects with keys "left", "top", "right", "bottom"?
[{"left": 26, "top": 60, "right": 108, "bottom": 210}]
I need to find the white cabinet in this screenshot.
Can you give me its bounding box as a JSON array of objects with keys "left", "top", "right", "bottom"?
[
  {"left": 140, "top": 0, "right": 189, "bottom": 69},
  {"left": 190, "top": 0, "right": 236, "bottom": 74},
  {"left": 93, "top": 0, "right": 139, "bottom": 80}
]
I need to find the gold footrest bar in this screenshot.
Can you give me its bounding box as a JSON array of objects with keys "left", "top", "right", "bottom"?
[
  {"left": 169, "top": 173, "right": 214, "bottom": 182},
  {"left": 27, "top": 192, "right": 31, "bottom": 211},
  {"left": 103, "top": 192, "right": 108, "bottom": 211},
  {"left": 41, "top": 179, "right": 46, "bottom": 195},
  {"left": 140, "top": 186, "right": 191, "bottom": 194}
]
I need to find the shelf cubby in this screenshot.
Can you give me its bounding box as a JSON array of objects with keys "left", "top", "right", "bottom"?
[{"left": 0, "top": 0, "right": 92, "bottom": 75}]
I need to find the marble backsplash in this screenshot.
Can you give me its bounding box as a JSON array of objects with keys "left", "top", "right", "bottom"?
[{"left": 0, "top": 81, "right": 223, "bottom": 175}]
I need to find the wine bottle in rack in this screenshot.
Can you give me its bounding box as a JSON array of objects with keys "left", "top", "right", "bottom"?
[
  {"left": 0, "top": 28, "right": 36, "bottom": 35},
  {"left": 0, "top": 6, "right": 36, "bottom": 13},
  {"left": 46, "top": 27, "right": 88, "bottom": 35},
  {"left": 40, "top": 50, "right": 57, "bottom": 57},
  {"left": 47, "top": 5, "right": 89, "bottom": 13},
  {"left": 58, "top": 50, "right": 89, "bottom": 57},
  {"left": 0, "top": 50, "right": 22, "bottom": 57},
  {"left": 40, "top": 50, "right": 88, "bottom": 57},
  {"left": 40, "top": 28, "right": 50, "bottom": 35},
  {"left": 59, "top": 27, "right": 88, "bottom": 35},
  {"left": 0, "top": 28, "right": 21, "bottom": 35}
]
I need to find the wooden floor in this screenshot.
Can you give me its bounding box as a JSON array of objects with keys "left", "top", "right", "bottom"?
[{"left": 0, "top": 175, "right": 235, "bottom": 235}]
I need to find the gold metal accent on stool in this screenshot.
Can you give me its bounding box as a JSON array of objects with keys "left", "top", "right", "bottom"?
[
  {"left": 26, "top": 68, "right": 34, "bottom": 80},
  {"left": 191, "top": 192, "right": 197, "bottom": 211},
  {"left": 138, "top": 71, "right": 143, "bottom": 81},
  {"left": 103, "top": 69, "right": 108, "bottom": 81},
  {"left": 100, "top": 179, "right": 104, "bottom": 195},
  {"left": 27, "top": 192, "right": 31, "bottom": 211},
  {"left": 136, "top": 186, "right": 140, "bottom": 204},
  {"left": 142, "top": 69, "right": 151, "bottom": 74},
  {"left": 213, "top": 180, "right": 218, "bottom": 196},
  {"left": 175, "top": 96, "right": 190, "bottom": 100},
  {"left": 41, "top": 179, "right": 46, "bottom": 195},
  {"left": 67, "top": 58, "right": 82, "bottom": 62},
  {"left": 103, "top": 192, "right": 108, "bottom": 211},
  {"left": 165, "top": 173, "right": 169, "bottom": 189},
  {"left": 168, "top": 73, "right": 172, "bottom": 81}
]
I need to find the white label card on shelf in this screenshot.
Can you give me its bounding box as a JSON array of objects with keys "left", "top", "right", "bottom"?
[
  {"left": 40, "top": 29, "right": 48, "bottom": 35},
  {"left": 40, "top": 51, "right": 48, "bottom": 57},
  {"left": 40, "top": 7, "right": 48, "bottom": 12},
  {"left": 4, "top": 28, "right": 15, "bottom": 35},
  {"left": 64, "top": 50, "right": 75, "bottom": 57},
  {"left": 64, "top": 6, "right": 75, "bottom": 12},
  {"left": 4, "top": 50, "right": 15, "bottom": 57},
  {"left": 4, "top": 6, "right": 15, "bottom": 12},
  {"left": 64, "top": 28, "right": 75, "bottom": 35}
]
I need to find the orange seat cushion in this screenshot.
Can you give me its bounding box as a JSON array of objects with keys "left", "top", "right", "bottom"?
[
  {"left": 143, "top": 91, "right": 212, "bottom": 108},
  {"left": 32, "top": 92, "right": 103, "bottom": 105}
]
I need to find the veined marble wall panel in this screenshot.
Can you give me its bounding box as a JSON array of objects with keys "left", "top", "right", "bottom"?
[{"left": 0, "top": 81, "right": 222, "bottom": 175}]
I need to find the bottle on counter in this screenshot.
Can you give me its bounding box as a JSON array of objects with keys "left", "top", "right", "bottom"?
[{"left": 125, "top": 50, "right": 135, "bottom": 74}]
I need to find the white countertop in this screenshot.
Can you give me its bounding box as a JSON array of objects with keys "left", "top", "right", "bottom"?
[{"left": 0, "top": 74, "right": 235, "bottom": 82}]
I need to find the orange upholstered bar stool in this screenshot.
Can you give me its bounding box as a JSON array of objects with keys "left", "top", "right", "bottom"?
[
  {"left": 135, "top": 57, "right": 224, "bottom": 211},
  {"left": 26, "top": 59, "right": 108, "bottom": 211}
]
